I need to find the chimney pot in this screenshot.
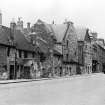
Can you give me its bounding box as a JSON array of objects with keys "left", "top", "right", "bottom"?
[{"left": 10, "top": 20, "right": 16, "bottom": 30}]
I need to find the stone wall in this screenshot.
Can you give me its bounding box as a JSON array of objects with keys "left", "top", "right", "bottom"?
[
  {"left": 0, "top": 45, "right": 8, "bottom": 79},
  {"left": 83, "top": 42, "right": 92, "bottom": 73}
]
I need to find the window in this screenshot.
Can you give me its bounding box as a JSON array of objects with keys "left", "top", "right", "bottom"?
[
  {"left": 90, "top": 66, "right": 91, "bottom": 70},
  {"left": 75, "top": 51, "right": 76, "bottom": 56},
  {"left": 66, "top": 54, "right": 69, "bottom": 61},
  {"left": 88, "top": 66, "right": 89, "bottom": 71},
  {"left": 32, "top": 52, "right": 35, "bottom": 58},
  {"left": 85, "top": 45, "right": 87, "bottom": 49},
  {"left": 24, "top": 51, "right": 28, "bottom": 58},
  {"left": 86, "top": 66, "right": 87, "bottom": 70},
  {"left": 7, "top": 47, "right": 10, "bottom": 56},
  {"left": 19, "top": 50, "right": 22, "bottom": 58}
]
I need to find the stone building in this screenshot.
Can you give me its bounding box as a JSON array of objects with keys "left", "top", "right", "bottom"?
[
  {"left": 29, "top": 19, "right": 63, "bottom": 77},
  {"left": 96, "top": 39, "right": 105, "bottom": 73},
  {"left": 76, "top": 28, "right": 92, "bottom": 74},
  {"left": 50, "top": 21, "right": 78, "bottom": 76},
  {"left": 0, "top": 25, "right": 15, "bottom": 79},
  {"left": 89, "top": 32, "right": 99, "bottom": 73},
  {"left": 0, "top": 19, "right": 44, "bottom": 80},
  {"left": 32, "top": 19, "right": 80, "bottom": 76},
  {"left": 90, "top": 32, "right": 105, "bottom": 73}
]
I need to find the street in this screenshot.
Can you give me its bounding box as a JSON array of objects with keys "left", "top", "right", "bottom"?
[{"left": 0, "top": 73, "right": 105, "bottom": 105}]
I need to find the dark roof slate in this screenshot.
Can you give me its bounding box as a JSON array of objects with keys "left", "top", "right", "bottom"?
[
  {"left": 36, "top": 19, "right": 67, "bottom": 42},
  {"left": 14, "top": 30, "right": 35, "bottom": 52},
  {"left": 0, "top": 25, "right": 14, "bottom": 46}
]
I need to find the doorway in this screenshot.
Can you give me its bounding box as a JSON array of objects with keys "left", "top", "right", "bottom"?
[
  {"left": 9, "top": 65, "right": 15, "bottom": 79},
  {"left": 23, "top": 66, "right": 30, "bottom": 79}
]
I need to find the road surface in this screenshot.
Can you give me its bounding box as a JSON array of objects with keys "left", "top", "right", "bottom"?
[{"left": 0, "top": 73, "right": 105, "bottom": 105}]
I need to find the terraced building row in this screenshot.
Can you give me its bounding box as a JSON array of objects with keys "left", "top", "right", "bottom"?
[{"left": 0, "top": 16, "right": 104, "bottom": 79}]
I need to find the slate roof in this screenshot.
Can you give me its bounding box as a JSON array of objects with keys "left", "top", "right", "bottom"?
[
  {"left": 36, "top": 19, "right": 67, "bottom": 42},
  {"left": 0, "top": 25, "right": 14, "bottom": 46},
  {"left": 14, "top": 30, "right": 35, "bottom": 52},
  {"left": 23, "top": 28, "right": 29, "bottom": 35},
  {"left": 96, "top": 39, "right": 105, "bottom": 49},
  {"left": 0, "top": 25, "right": 49, "bottom": 53},
  {"left": 51, "top": 24, "right": 67, "bottom": 42},
  {"left": 76, "top": 27, "right": 87, "bottom": 41},
  {"left": 35, "top": 19, "right": 53, "bottom": 35}
]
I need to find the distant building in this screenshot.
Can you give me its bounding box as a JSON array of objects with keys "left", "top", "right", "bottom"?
[
  {"left": 96, "top": 38, "right": 105, "bottom": 73},
  {"left": 90, "top": 32, "right": 105, "bottom": 73},
  {"left": 90, "top": 32, "right": 99, "bottom": 73}
]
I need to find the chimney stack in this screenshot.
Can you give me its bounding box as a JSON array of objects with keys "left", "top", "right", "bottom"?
[
  {"left": 64, "top": 19, "right": 73, "bottom": 25},
  {"left": 10, "top": 18, "right": 16, "bottom": 30},
  {"left": 27, "top": 22, "right": 30, "bottom": 31},
  {"left": 0, "top": 10, "right": 2, "bottom": 25},
  {"left": 10, "top": 19, "right": 16, "bottom": 41},
  {"left": 52, "top": 20, "right": 54, "bottom": 24},
  {"left": 16, "top": 17, "right": 23, "bottom": 30}
]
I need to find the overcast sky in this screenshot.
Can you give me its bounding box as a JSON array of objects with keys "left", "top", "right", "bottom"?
[{"left": 0, "top": 0, "right": 105, "bottom": 39}]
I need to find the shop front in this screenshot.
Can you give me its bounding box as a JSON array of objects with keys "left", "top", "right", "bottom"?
[{"left": 17, "top": 58, "right": 41, "bottom": 79}]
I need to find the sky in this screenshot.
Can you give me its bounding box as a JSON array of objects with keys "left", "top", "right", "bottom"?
[{"left": 0, "top": 0, "right": 105, "bottom": 39}]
